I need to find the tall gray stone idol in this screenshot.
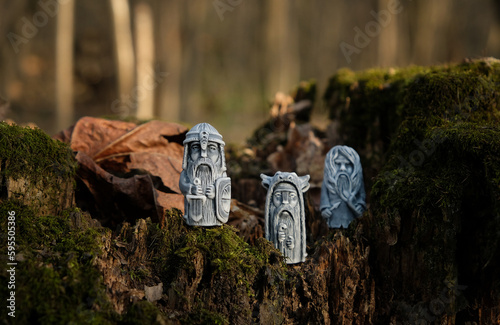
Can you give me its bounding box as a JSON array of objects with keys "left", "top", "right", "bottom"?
[
  {"left": 261, "top": 172, "right": 310, "bottom": 264},
  {"left": 320, "top": 145, "right": 366, "bottom": 228},
  {"left": 179, "top": 123, "right": 231, "bottom": 226}
]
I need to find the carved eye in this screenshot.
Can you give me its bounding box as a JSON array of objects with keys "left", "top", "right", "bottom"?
[
  {"left": 208, "top": 144, "right": 217, "bottom": 152},
  {"left": 272, "top": 192, "right": 282, "bottom": 206},
  {"left": 191, "top": 144, "right": 200, "bottom": 151}
]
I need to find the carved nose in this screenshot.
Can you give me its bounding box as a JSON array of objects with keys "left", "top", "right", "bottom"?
[
  {"left": 201, "top": 149, "right": 207, "bottom": 158},
  {"left": 282, "top": 192, "right": 289, "bottom": 204},
  {"left": 340, "top": 163, "right": 346, "bottom": 171}
]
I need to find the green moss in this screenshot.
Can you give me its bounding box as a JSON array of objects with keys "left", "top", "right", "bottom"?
[
  {"left": 323, "top": 59, "right": 500, "bottom": 320},
  {"left": 345, "top": 60, "right": 500, "bottom": 318},
  {"left": 0, "top": 122, "right": 76, "bottom": 184},
  {"left": 152, "top": 209, "right": 285, "bottom": 288},
  {"left": 374, "top": 123, "right": 500, "bottom": 228},
  {"left": 291, "top": 79, "right": 317, "bottom": 108},
  {"left": 146, "top": 209, "right": 287, "bottom": 322},
  {"left": 323, "top": 59, "right": 500, "bottom": 178},
  {"left": 181, "top": 308, "right": 229, "bottom": 325},
  {"left": 177, "top": 225, "right": 261, "bottom": 275},
  {"left": 323, "top": 66, "right": 431, "bottom": 160},
  {"left": 0, "top": 123, "right": 77, "bottom": 216},
  {"left": 0, "top": 200, "right": 116, "bottom": 324},
  {"left": 121, "top": 301, "right": 166, "bottom": 325},
  {"left": 371, "top": 126, "right": 499, "bottom": 313}
]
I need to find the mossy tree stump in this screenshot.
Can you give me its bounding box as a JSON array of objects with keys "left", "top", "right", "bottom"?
[
  {"left": 0, "top": 123, "right": 76, "bottom": 215},
  {"left": 325, "top": 58, "right": 500, "bottom": 324}
]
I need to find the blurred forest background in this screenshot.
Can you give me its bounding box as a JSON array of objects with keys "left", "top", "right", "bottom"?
[{"left": 1, "top": 0, "right": 500, "bottom": 143}]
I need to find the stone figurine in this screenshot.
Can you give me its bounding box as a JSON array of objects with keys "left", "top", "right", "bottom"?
[
  {"left": 179, "top": 123, "right": 231, "bottom": 226},
  {"left": 261, "top": 172, "right": 310, "bottom": 264},
  {"left": 320, "top": 145, "right": 366, "bottom": 228}
]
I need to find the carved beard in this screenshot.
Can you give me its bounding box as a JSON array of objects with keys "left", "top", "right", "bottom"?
[
  {"left": 196, "top": 164, "right": 213, "bottom": 191},
  {"left": 192, "top": 158, "right": 216, "bottom": 190},
  {"left": 335, "top": 172, "right": 351, "bottom": 201},
  {"left": 270, "top": 204, "right": 300, "bottom": 238}
]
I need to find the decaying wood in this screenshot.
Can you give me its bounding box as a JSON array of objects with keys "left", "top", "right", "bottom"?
[
  {"left": 1, "top": 169, "right": 74, "bottom": 216},
  {"left": 92, "top": 215, "right": 375, "bottom": 323}
]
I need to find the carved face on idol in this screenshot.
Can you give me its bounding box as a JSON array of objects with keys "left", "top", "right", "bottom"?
[
  {"left": 189, "top": 141, "right": 220, "bottom": 164},
  {"left": 189, "top": 140, "right": 220, "bottom": 187},
  {"left": 334, "top": 154, "right": 353, "bottom": 201},
  {"left": 334, "top": 154, "right": 353, "bottom": 175},
  {"left": 272, "top": 183, "right": 299, "bottom": 209}
]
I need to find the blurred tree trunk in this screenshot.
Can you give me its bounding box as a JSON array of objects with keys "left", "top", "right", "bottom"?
[
  {"left": 412, "top": 0, "right": 453, "bottom": 65},
  {"left": 56, "top": 0, "right": 75, "bottom": 131},
  {"left": 377, "top": 0, "right": 399, "bottom": 67},
  {"left": 110, "top": 0, "right": 135, "bottom": 117},
  {"left": 0, "top": 1, "right": 27, "bottom": 49},
  {"left": 265, "top": 0, "right": 300, "bottom": 95},
  {"left": 180, "top": 2, "right": 210, "bottom": 121},
  {"left": 157, "top": 0, "right": 182, "bottom": 122},
  {"left": 296, "top": 0, "right": 345, "bottom": 101},
  {"left": 0, "top": 1, "right": 24, "bottom": 106},
  {"left": 134, "top": 1, "right": 155, "bottom": 120}
]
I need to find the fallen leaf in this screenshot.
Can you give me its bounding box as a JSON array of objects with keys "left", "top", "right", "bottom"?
[
  {"left": 75, "top": 151, "right": 162, "bottom": 226},
  {"left": 70, "top": 117, "right": 136, "bottom": 157},
  {"left": 54, "top": 117, "right": 189, "bottom": 226},
  {"left": 125, "top": 152, "right": 183, "bottom": 193},
  {"left": 155, "top": 191, "right": 184, "bottom": 215},
  {"left": 93, "top": 120, "right": 187, "bottom": 160}
]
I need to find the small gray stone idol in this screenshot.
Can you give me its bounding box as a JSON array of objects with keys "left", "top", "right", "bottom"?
[
  {"left": 320, "top": 145, "right": 366, "bottom": 228},
  {"left": 261, "top": 172, "right": 310, "bottom": 264},
  {"left": 179, "top": 123, "right": 231, "bottom": 226}
]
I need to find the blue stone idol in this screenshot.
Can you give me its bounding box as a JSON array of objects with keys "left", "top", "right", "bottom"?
[
  {"left": 320, "top": 145, "right": 366, "bottom": 228},
  {"left": 261, "top": 172, "right": 310, "bottom": 264},
  {"left": 179, "top": 123, "right": 231, "bottom": 226}
]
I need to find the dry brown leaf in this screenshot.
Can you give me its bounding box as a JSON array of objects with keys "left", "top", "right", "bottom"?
[
  {"left": 94, "top": 151, "right": 184, "bottom": 194},
  {"left": 75, "top": 151, "right": 162, "bottom": 226},
  {"left": 93, "top": 120, "right": 187, "bottom": 161},
  {"left": 55, "top": 118, "right": 189, "bottom": 226},
  {"left": 155, "top": 190, "right": 184, "bottom": 215},
  {"left": 126, "top": 152, "right": 183, "bottom": 193},
  {"left": 70, "top": 117, "right": 136, "bottom": 157}
]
